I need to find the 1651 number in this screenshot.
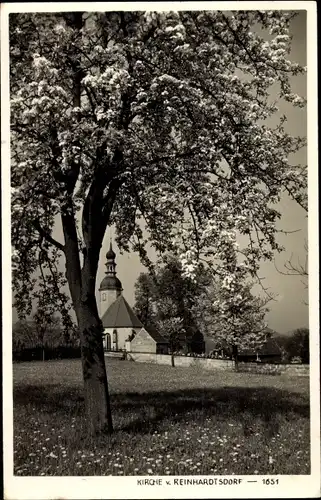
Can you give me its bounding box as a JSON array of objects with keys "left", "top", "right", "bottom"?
[{"left": 263, "top": 479, "right": 279, "bottom": 485}]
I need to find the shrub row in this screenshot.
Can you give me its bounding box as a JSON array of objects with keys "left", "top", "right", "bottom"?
[{"left": 13, "top": 346, "right": 81, "bottom": 362}]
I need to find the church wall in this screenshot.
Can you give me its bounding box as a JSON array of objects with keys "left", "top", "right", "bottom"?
[{"left": 103, "top": 327, "right": 140, "bottom": 351}]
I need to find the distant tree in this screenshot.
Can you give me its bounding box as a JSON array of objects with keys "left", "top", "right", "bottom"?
[
  {"left": 133, "top": 273, "right": 157, "bottom": 330},
  {"left": 194, "top": 258, "right": 271, "bottom": 368},
  {"left": 12, "top": 312, "right": 64, "bottom": 360},
  {"left": 134, "top": 255, "right": 209, "bottom": 359},
  {"left": 272, "top": 334, "right": 289, "bottom": 363},
  {"left": 12, "top": 319, "right": 35, "bottom": 351},
  {"left": 285, "top": 327, "right": 309, "bottom": 364},
  {"left": 11, "top": 11, "right": 306, "bottom": 434},
  {"left": 157, "top": 315, "right": 186, "bottom": 367},
  {"left": 32, "top": 311, "right": 63, "bottom": 360}
]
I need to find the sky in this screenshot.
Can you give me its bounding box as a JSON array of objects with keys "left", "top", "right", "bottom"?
[{"left": 12, "top": 10, "right": 309, "bottom": 334}]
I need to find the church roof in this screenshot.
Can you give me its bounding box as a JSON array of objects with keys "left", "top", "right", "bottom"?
[
  {"left": 106, "top": 242, "right": 116, "bottom": 260},
  {"left": 143, "top": 327, "right": 169, "bottom": 344},
  {"left": 99, "top": 275, "right": 122, "bottom": 291},
  {"left": 101, "top": 296, "right": 143, "bottom": 328}
]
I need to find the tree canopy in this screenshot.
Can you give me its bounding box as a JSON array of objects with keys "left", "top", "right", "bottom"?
[
  {"left": 11, "top": 11, "right": 306, "bottom": 315},
  {"left": 10, "top": 10, "right": 307, "bottom": 434},
  {"left": 134, "top": 255, "right": 208, "bottom": 352},
  {"left": 193, "top": 256, "right": 271, "bottom": 355}
]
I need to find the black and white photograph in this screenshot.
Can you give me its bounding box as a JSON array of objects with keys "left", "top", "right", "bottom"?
[{"left": 1, "top": 2, "right": 319, "bottom": 499}]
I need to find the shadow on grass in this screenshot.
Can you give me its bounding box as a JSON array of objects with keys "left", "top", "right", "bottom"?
[{"left": 13, "top": 384, "right": 309, "bottom": 439}]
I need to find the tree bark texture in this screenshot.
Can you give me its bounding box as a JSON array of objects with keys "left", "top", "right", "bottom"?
[{"left": 77, "top": 301, "right": 113, "bottom": 435}]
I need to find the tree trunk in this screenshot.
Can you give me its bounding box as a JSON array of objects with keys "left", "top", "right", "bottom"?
[
  {"left": 170, "top": 340, "right": 175, "bottom": 367},
  {"left": 42, "top": 347, "right": 45, "bottom": 362},
  {"left": 232, "top": 344, "right": 239, "bottom": 371},
  {"left": 77, "top": 303, "right": 113, "bottom": 435}
]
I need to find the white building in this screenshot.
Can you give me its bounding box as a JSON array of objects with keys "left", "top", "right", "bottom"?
[{"left": 99, "top": 243, "right": 143, "bottom": 351}]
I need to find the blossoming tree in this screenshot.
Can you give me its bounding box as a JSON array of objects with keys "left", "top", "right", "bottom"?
[
  {"left": 193, "top": 256, "right": 271, "bottom": 367},
  {"left": 10, "top": 11, "right": 306, "bottom": 434}
]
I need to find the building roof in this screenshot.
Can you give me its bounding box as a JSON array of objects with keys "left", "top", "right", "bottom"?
[
  {"left": 99, "top": 275, "right": 122, "bottom": 291},
  {"left": 106, "top": 242, "right": 116, "bottom": 260},
  {"left": 101, "top": 296, "right": 143, "bottom": 328},
  {"left": 141, "top": 327, "right": 169, "bottom": 344}
]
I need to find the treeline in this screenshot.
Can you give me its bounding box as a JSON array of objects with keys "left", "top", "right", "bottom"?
[
  {"left": 13, "top": 345, "right": 81, "bottom": 362},
  {"left": 12, "top": 315, "right": 80, "bottom": 362},
  {"left": 274, "top": 328, "right": 309, "bottom": 364},
  {"left": 133, "top": 256, "right": 309, "bottom": 364}
]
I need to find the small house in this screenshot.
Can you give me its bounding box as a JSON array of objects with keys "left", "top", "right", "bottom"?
[{"left": 129, "top": 327, "right": 169, "bottom": 354}]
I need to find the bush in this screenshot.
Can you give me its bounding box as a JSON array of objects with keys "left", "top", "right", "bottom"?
[{"left": 13, "top": 345, "right": 81, "bottom": 362}]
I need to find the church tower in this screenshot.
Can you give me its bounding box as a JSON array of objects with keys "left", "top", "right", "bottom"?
[{"left": 99, "top": 242, "right": 123, "bottom": 317}]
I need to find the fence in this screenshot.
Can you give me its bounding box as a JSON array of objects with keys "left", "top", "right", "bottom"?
[{"left": 126, "top": 352, "right": 309, "bottom": 377}]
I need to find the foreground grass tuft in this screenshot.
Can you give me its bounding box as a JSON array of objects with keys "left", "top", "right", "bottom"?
[{"left": 13, "top": 359, "right": 310, "bottom": 476}]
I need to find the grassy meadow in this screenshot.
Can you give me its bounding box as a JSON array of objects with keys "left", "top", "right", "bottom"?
[{"left": 13, "top": 358, "right": 310, "bottom": 476}]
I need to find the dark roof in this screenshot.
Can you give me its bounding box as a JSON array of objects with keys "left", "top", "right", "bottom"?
[
  {"left": 106, "top": 243, "right": 116, "bottom": 260},
  {"left": 101, "top": 296, "right": 143, "bottom": 328},
  {"left": 143, "top": 327, "right": 169, "bottom": 344},
  {"left": 99, "top": 275, "right": 122, "bottom": 291}
]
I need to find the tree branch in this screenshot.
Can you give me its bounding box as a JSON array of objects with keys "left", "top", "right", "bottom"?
[{"left": 33, "top": 219, "right": 65, "bottom": 253}]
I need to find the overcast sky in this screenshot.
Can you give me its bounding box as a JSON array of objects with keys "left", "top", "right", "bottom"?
[{"left": 12, "top": 11, "right": 309, "bottom": 334}]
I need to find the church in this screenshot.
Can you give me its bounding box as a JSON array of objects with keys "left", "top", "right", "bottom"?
[{"left": 99, "top": 243, "right": 168, "bottom": 354}]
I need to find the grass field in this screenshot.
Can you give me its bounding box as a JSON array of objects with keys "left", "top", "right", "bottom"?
[{"left": 13, "top": 358, "right": 310, "bottom": 476}]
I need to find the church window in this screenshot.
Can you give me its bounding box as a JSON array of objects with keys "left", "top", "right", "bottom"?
[
  {"left": 113, "top": 329, "right": 118, "bottom": 351},
  {"left": 105, "top": 332, "right": 111, "bottom": 351},
  {"left": 102, "top": 293, "right": 106, "bottom": 301}
]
